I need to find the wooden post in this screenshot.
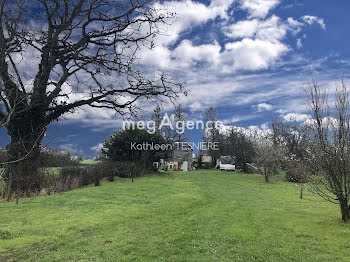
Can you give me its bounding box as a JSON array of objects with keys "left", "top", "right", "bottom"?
[{"left": 6, "top": 172, "right": 12, "bottom": 201}]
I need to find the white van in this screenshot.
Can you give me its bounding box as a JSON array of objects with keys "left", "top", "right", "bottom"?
[{"left": 219, "top": 155, "right": 236, "bottom": 171}]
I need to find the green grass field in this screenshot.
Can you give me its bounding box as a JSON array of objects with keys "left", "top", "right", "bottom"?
[
  {"left": 0, "top": 170, "right": 349, "bottom": 261},
  {"left": 80, "top": 159, "right": 100, "bottom": 165}
]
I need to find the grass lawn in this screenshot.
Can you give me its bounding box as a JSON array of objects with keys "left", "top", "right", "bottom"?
[
  {"left": 0, "top": 170, "right": 349, "bottom": 261},
  {"left": 80, "top": 159, "right": 100, "bottom": 165}
]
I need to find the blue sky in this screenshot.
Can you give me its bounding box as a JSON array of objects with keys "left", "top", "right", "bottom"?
[{"left": 1, "top": 0, "right": 350, "bottom": 157}]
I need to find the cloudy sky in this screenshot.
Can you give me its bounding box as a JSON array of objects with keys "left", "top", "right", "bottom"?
[{"left": 1, "top": 0, "right": 349, "bottom": 157}]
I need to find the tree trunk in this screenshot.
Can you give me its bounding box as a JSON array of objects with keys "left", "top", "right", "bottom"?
[
  {"left": 264, "top": 175, "right": 269, "bottom": 183},
  {"left": 264, "top": 166, "right": 269, "bottom": 182},
  {"left": 4, "top": 112, "right": 47, "bottom": 197},
  {"left": 5, "top": 137, "right": 42, "bottom": 196},
  {"left": 300, "top": 183, "right": 303, "bottom": 199},
  {"left": 339, "top": 198, "right": 350, "bottom": 222}
]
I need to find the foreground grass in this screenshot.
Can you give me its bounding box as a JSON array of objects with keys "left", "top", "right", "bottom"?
[{"left": 0, "top": 170, "right": 349, "bottom": 262}]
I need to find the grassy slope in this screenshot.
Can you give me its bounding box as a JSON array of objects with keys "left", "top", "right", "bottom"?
[{"left": 0, "top": 170, "right": 349, "bottom": 262}]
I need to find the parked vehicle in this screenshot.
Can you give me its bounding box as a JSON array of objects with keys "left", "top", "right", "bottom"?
[{"left": 219, "top": 155, "right": 236, "bottom": 171}]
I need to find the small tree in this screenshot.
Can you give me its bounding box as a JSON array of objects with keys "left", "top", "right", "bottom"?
[
  {"left": 306, "top": 79, "right": 350, "bottom": 221},
  {"left": 255, "top": 135, "right": 281, "bottom": 182},
  {"left": 151, "top": 105, "right": 163, "bottom": 135},
  {"left": 203, "top": 106, "right": 220, "bottom": 168},
  {"left": 173, "top": 104, "right": 187, "bottom": 142}
]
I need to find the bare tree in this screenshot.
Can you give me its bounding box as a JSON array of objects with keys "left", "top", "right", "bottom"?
[
  {"left": 271, "top": 120, "right": 311, "bottom": 197},
  {"left": 307, "top": 79, "right": 350, "bottom": 221},
  {"left": 151, "top": 104, "right": 162, "bottom": 134},
  {"left": 173, "top": 104, "right": 186, "bottom": 142},
  {"left": 254, "top": 134, "right": 281, "bottom": 182},
  {"left": 0, "top": 0, "right": 184, "bottom": 194},
  {"left": 203, "top": 106, "right": 220, "bottom": 168}
]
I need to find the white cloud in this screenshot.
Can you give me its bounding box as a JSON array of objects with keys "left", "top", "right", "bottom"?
[
  {"left": 239, "top": 0, "right": 280, "bottom": 18},
  {"left": 225, "top": 15, "right": 303, "bottom": 42},
  {"left": 152, "top": 0, "right": 234, "bottom": 46},
  {"left": 302, "top": 15, "right": 326, "bottom": 30},
  {"left": 224, "top": 19, "right": 259, "bottom": 39},
  {"left": 257, "top": 103, "right": 272, "bottom": 111},
  {"left": 221, "top": 15, "right": 306, "bottom": 71},
  {"left": 188, "top": 101, "right": 204, "bottom": 112},
  {"left": 172, "top": 40, "right": 221, "bottom": 67},
  {"left": 143, "top": 15, "right": 296, "bottom": 73},
  {"left": 223, "top": 38, "right": 289, "bottom": 71},
  {"left": 168, "top": 15, "right": 295, "bottom": 72},
  {"left": 254, "top": 15, "right": 290, "bottom": 43},
  {"left": 296, "top": 38, "right": 302, "bottom": 49},
  {"left": 139, "top": 0, "right": 234, "bottom": 68},
  {"left": 139, "top": 46, "right": 172, "bottom": 68},
  {"left": 222, "top": 115, "right": 258, "bottom": 124},
  {"left": 287, "top": 17, "right": 304, "bottom": 33},
  {"left": 209, "top": 0, "right": 236, "bottom": 19},
  {"left": 283, "top": 113, "right": 311, "bottom": 122},
  {"left": 141, "top": 3, "right": 309, "bottom": 74},
  {"left": 91, "top": 143, "right": 103, "bottom": 152}
]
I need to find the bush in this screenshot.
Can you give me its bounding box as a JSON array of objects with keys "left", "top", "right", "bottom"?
[
  {"left": 86, "top": 161, "right": 152, "bottom": 180},
  {"left": 0, "top": 147, "right": 78, "bottom": 168},
  {"left": 2, "top": 159, "right": 155, "bottom": 200},
  {"left": 199, "top": 162, "right": 213, "bottom": 169},
  {"left": 39, "top": 149, "right": 78, "bottom": 167},
  {"left": 42, "top": 161, "right": 151, "bottom": 194},
  {"left": 42, "top": 166, "right": 84, "bottom": 194}
]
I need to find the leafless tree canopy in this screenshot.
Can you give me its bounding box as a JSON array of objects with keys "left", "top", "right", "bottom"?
[
  {"left": 306, "top": 79, "right": 350, "bottom": 221},
  {"left": 254, "top": 133, "right": 281, "bottom": 182},
  {"left": 0, "top": 0, "right": 185, "bottom": 194},
  {"left": 0, "top": 0, "right": 183, "bottom": 124}
]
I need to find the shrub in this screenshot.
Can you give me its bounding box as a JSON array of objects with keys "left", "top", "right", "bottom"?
[
  {"left": 2, "top": 159, "right": 155, "bottom": 200},
  {"left": 48, "top": 166, "right": 84, "bottom": 193},
  {"left": 45, "top": 161, "right": 151, "bottom": 193},
  {"left": 87, "top": 161, "right": 151, "bottom": 180},
  {"left": 39, "top": 149, "right": 78, "bottom": 167}
]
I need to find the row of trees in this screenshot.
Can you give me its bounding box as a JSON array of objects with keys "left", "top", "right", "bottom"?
[
  {"left": 203, "top": 106, "right": 258, "bottom": 173},
  {"left": 202, "top": 80, "right": 350, "bottom": 222},
  {"left": 266, "top": 80, "right": 350, "bottom": 221},
  {"left": 151, "top": 104, "right": 187, "bottom": 141}
]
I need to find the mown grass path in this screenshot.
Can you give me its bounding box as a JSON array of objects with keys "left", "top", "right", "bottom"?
[{"left": 0, "top": 170, "right": 349, "bottom": 261}]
